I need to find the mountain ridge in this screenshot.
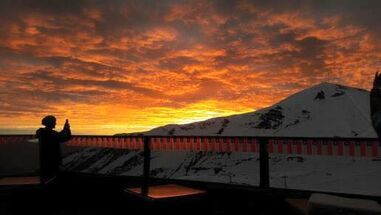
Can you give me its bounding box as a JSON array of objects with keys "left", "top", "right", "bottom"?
[{"left": 139, "top": 82, "right": 376, "bottom": 138}]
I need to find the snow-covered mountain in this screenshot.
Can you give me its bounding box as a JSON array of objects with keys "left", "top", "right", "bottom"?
[
  {"left": 145, "top": 82, "right": 376, "bottom": 137},
  {"left": 63, "top": 82, "right": 381, "bottom": 197}
]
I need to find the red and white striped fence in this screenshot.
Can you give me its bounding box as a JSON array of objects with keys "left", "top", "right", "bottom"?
[
  {"left": 1, "top": 135, "right": 380, "bottom": 158},
  {"left": 0, "top": 135, "right": 33, "bottom": 145}
]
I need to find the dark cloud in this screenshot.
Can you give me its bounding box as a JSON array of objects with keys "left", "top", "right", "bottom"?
[
  {"left": 250, "top": 0, "right": 381, "bottom": 36},
  {"left": 212, "top": 0, "right": 240, "bottom": 15},
  {"left": 169, "top": 78, "right": 240, "bottom": 104},
  {"left": 278, "top": 36, "right": 329, "bottom": 74},
  {"left": 0, "top": 0, "right": 86, "bottom": 14},
  {"left": 158, "top": 56, "right": 200, "bottom": 70},
  {"left": 39, "top": 56, "right": 124, "bottom": 78},
  {"left": 23, "top": 70, "right": 162, "bottom": 97}
]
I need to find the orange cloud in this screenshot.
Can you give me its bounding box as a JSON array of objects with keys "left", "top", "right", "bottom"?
[{"left": 0, "top": 1, "right": 380, "bottom": 134}]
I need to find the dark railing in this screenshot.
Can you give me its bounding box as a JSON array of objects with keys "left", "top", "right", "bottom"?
[
  {"left": 2, "top": 135, "right": 379, "bottom": 156},
  {"left": 1, "top": 135, "right": 380, "bottom": 196}
]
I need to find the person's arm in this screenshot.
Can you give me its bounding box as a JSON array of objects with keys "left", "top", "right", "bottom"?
[{"left": 57, "top": 119, "right": 72, "bottom": 143}]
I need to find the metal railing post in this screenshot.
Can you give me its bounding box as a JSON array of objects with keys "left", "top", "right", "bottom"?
[
  {"left": 142, "top": 136, "right": 151, "bottom": 196},
  {"left": 259, "top": 137, "right": 269, "bottom": 188}
]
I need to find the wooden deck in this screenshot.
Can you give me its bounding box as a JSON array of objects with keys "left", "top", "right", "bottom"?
[
  {"left": 1, "top": 172, "right": 380, "bottom": 215},
  {"left": 0, "top": 176, "right": 40, "bottom": 186},
  {"left": 126, "top": 184, "right": 206, "bottom": 200},
  {"left": 0, "top": 173, "right": 305, "bottom": 215}
]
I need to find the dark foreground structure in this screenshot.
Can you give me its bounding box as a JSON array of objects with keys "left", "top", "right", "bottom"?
[
  {"left": 1, "top": 135, "right": 381, "bottom": 215},
  {"left": 0, "top": 173, "right": 305, "bottom": 215}
]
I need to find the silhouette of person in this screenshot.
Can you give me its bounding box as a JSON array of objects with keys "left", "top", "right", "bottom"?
[
  {"left": 36, "top": 115, "right": 71, "bottom": 183},
  {"left": 371, "top": 72, "right": 381, "bottom": 137}
]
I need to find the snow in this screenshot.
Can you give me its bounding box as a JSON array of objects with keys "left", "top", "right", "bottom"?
[
  {"left": 269, "top": 155, "right": 381, "bottom": 196},
  {"left": 145, "top": 82, "right": 376, "bottom": 138},
  {"left": 63, "top": 150, "right": 381, "bottom": 196},
  {"left": 63, "top": 82, "right": 381, "bottom": 197},
  {"left": 308, "top": 193, "right": 381, "bottom": 213}
]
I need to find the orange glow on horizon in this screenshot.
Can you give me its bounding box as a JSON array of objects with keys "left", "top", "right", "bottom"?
[{"left": 0, "top": 100, "right": 255, "bottom": 135}]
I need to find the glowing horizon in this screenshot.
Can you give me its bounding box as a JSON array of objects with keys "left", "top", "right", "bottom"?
[{"left": 0, "top": 1, "right": 380, "bottom": 134}]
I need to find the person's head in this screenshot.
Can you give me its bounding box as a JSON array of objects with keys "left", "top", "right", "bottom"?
[{"left": 42, "top": 115, "right": 56, "bottom": 129}]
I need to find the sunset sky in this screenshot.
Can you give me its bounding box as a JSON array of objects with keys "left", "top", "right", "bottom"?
[{"left": 0, "top": 0, "right": 380, "bottom": 134}]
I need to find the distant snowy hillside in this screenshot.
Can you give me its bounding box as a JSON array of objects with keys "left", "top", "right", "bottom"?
[
  {"left": 146, "top": 82, "right": 376, "bottom": 137},
  {"left": 63, "top": 82, "right": 381, "bottom": 197}
]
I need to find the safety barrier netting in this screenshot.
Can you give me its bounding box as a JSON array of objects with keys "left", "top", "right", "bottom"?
[{"left": 0, "top": 135, "right": 380, "bottom": 157}]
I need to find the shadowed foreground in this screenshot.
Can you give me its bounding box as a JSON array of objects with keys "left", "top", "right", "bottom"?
[{"left": 0, "top": 173, "right": 303, "bottom": 215}]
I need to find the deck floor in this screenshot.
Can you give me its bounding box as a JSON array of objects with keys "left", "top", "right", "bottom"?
[
  {"left": 0, "top": 174, "right": 304, "bottom": 215},
  {"left": 126, "top": 184, "right": 207, "bottom": 199},
  {"left": 0, "top": 176, "right": 40, "bottom": 186}
]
